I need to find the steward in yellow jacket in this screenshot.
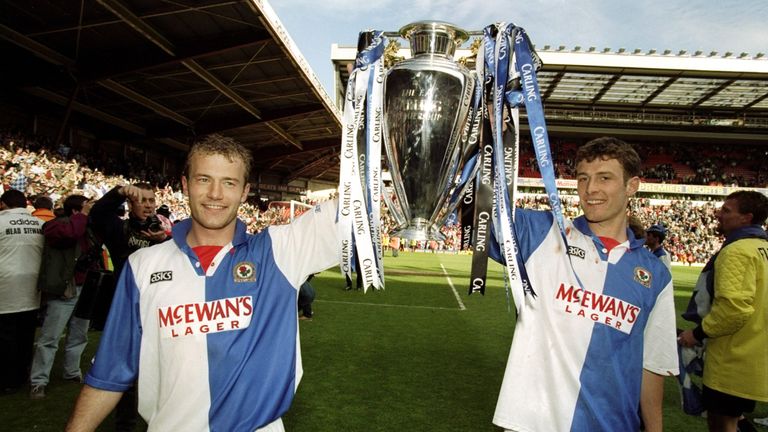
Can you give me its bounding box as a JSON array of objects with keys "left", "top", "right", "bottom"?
[
  {"left": 699, "top": 235, "right": 768, "bottom": 401},
  {"left": 679, "top": 190, "right": 768, "bottom": 431}
]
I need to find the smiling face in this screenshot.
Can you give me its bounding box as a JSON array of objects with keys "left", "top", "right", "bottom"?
[
  {"left": 576, "top": 156, "right": 639, "bottom": 240},
  {"left": 181, "top": 152, "right": 250, "bottom": 246}
]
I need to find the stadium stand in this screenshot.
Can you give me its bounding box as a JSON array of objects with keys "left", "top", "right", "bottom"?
[{"left": 4, "top": 128, "right": 764, "bottom": 263}]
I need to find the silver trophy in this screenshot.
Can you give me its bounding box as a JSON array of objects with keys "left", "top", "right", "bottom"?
[{"left": 383, "top": 21, "right": 477, "bottom": 241}]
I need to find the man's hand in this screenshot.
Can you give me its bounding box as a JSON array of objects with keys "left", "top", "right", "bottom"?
[
  {"left": 678, "top": 329, "right": 700, "bottom": 347},
  {"left": 141, "top": 228, "right": 167, "bottom": 242},
  {"left": 81, "top": 200, "right": 94, "bottom": 216},
  {"left": 120, "top": 185, "right": 144, "bottom": 202}
]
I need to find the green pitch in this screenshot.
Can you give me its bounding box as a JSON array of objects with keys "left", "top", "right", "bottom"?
[{"left": 3, "top": 253, "right": 765, "bottom": 431}]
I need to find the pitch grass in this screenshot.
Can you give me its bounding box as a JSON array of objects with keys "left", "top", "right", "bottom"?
[{"left": 2, "top": 253, "right": 767, "bottom": 431}]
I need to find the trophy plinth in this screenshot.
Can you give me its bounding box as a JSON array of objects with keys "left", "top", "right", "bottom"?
[{"left": 383, "top": 21, "right": 475, "bottom": 241}]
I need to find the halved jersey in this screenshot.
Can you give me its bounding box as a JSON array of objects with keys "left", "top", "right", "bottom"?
[
  {"left": 492, "top": 209, "right": 678, "bottom": 432},
  {"left": 85, "top": 200, "right": 338, "bottom": 431}
]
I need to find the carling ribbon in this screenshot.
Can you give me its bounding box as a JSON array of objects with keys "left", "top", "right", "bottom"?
[
  {"left": 511, "top": 27, "right": 567, "bottom": 237},
  {"left": 458, "top": 47, "right": 485, "bottom": 254},
  {"left": 510, "top": 25, "right": 588, "bottom": 294},
  {"left": 469, "top": 106, "right": 494, "bottom": 295},
  {"left": 365, "top": 51, "right": 385, "bottom": 288},
  {"left": 338, "top": 31, "right": 385, "bottom": 292},
  {"left": 488, "top": 23, "right": 529, "bottom": 311},
  {"left": 476, "top": 22, "right": 583, "bottom": 308},
  {"left": 467, "top": 33, "right": 494, "bottom": 295}
]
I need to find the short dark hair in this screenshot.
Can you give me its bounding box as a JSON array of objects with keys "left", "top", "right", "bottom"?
[
  {"left": 725, "top": 190, "right": 768, "bottom": 225},
  {"left": 575, "top": 137, "right": 641, "bottom": 182},
  {"left": 184, "top": 134, "right": 253, "bottom": 183},
  {"left": 646, "top": 224, "right": 667, "bottom": 242},
  {"left": 33, "top": 195, "right": 54, "bottom": 210},
  {"left": 62, "top": 194, "right": 89, "bottom": 217},
  {"left": 1, "top": 189, "right": 27, "bottom": 208}
]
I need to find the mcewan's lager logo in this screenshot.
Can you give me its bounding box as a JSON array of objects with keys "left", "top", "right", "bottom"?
[
  {"left": 554, "top": 283, "right": 641, "bottom": 334},
  {"left": 158, "top": 296, "right": 253, "bottom": 338}
]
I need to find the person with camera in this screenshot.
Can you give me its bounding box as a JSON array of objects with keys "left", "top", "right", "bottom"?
[
  {"left": 87, "top": 182, "right": 170, "bottom": 432},
  {"left": 30, "top": 195, "right": 94, "bottom": 399},
  {"left": 89, "top": 183, "right": 170, "bottom": 281}
]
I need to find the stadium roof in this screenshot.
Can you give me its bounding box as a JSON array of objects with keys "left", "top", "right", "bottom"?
[
  {"left": 331, "top": 41, "right": 768, "bottom": 145},
  {"left": 3, "top": 4, "right": 768, "bottom": 188},
  {"left": 0, "top": 0, "right": 342, "bottom": 183}
]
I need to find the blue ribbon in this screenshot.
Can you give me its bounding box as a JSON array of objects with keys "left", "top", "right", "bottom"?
[
  {"left": 484, "top": 23, "right": 534, "bottom": 303},
  {"left": 512, "top": 28, "right": 567, "bottom": 238},
  {"left": 355, "top": 31, "right": 385, "bottom": 69}
]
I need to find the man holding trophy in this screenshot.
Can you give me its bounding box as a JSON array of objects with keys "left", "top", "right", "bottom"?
[
  {"left": 489, "top": 137, "right": 678, "bottom": 432},
  {"left": 352, "top": 21, "right": 679, "bottom": 432}
]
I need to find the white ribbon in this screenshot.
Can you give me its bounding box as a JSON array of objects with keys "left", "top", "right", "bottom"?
[{"left": 338, "top": 60, "right": 382, "bottom": 292}]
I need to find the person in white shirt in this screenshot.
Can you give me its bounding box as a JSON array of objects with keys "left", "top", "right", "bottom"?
[{"left": 0, "top": 189, "right": 44, "bottom": 392}]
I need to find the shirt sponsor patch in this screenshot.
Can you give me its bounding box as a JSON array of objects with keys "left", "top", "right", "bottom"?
[
  {"left": 567, "top": 245, "right": 586, "bottom": 259},
  {"left": 554, "top": 283, "right": 640, "bottom": 334},
  {"left": 233, "top": 261, "right": 256, "bottom": 282},
  {"left": 157, "top": 296, "right": 253, "bottom": 338},
  {"left": 634, "top": 267, "right": 652, "bottom": 288},
  {"left": 150, "top": 271, "right": 173, "bottom": 284}
]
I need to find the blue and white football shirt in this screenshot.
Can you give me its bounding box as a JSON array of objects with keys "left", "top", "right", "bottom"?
[
  {"left": 492, "top": 209, "right": 678, "bottom": 432},
  {"left": 86, "top": 200, "right": 338, "bottom": 431}
]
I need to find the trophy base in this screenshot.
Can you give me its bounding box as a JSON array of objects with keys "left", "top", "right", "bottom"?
[{"left": 390, "top": 218, "right": 446, "bottom": 242}]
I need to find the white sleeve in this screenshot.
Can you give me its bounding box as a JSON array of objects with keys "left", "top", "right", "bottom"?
[
  {"left": 269, "top": 199, "right": 340, "bottom": 288},
  {"left": 661, "top": 253, "right": 672, "bottom": 272},
  {"left": 642, "top": 279, "right": 680, "bottom": 375}
]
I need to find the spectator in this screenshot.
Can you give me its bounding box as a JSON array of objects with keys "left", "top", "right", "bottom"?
[
  {"left": 298, "top": 275, "right": 316, "bottom": 320},
  {"left": 29, "top": 195, "right": 94, "bottom": 399},
  {"left": 646, "top": 224, "right": 672, "bottom": 271},
  {"left": 679, "top": 190, "right": 768, "bottom": 432},
  {"left": 32, "top": 195, "right": 55, "bottom": 222},
  {"left": 0, "top": 189, "right": 44, "bottom": 393}
]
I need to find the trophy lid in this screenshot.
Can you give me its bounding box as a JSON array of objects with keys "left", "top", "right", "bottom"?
[{"left": 399, "top": 21, "right": 469, "bottom": 58}]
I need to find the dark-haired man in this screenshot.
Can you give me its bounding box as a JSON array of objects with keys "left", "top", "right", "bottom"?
[
  {"left": 646, "top": 224, "right": 672, "bottom": 271},
  {"left": 679, "top": 190, "right": 768, "bottom": 432},
  {"left": 90, "top": 183, "right": 168, "bottom": 280},
  {"left": 67, "top": 134, "right": 338, "bottom": 431},
  {"left": 0, "top": 189, "right": 44, "bottom": 392},
  {"left": 492, "top": 137, "right": 678, "bottom": 432},
  {"left": 30, "top": 195, "right": 93, "bottom": 399},
  {"left": 32, "top": 195, "right": 55, "bottom": 222}
]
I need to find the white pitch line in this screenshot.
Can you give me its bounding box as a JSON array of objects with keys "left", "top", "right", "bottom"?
[
  {"left": 315, "top": 300, "right": 459, "bottom": 311},
  {"left": 440, "top": 264, "right": 467, "bottom": 311}
]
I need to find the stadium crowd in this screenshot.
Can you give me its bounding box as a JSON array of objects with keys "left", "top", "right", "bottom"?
[
  {"left": 0, "top": 130, "right": 310, "bottom": 233},
  {"left": 2, "top": 129, "right": 765, "bottom": 263},
  {"left": 525, "top": 139, "right": 768, "bottom": 188}
]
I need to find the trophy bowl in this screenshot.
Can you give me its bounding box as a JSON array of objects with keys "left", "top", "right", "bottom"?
[{"left": 382, "top": 21, "right": 476, "bottom": 241}]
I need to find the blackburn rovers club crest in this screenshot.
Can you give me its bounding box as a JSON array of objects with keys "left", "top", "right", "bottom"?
[
  {"left": 634, "top": 267, "right": 652, "bottom": 288},
  {"left": 234, "top": 262, "right": 256, "bottom": 282}
]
